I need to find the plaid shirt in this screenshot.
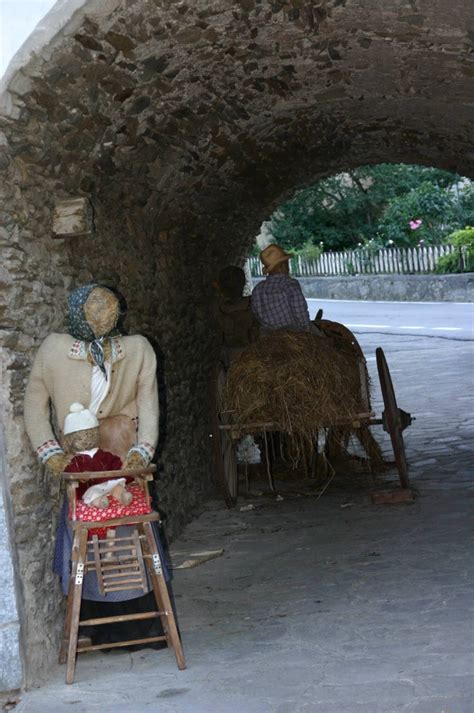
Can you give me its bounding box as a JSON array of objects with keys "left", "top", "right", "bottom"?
[{"left": 251, "top": 274, "right": 311, "bottom": 330}]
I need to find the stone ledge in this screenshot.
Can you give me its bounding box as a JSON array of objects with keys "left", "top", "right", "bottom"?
[{"left": 254, "top": 273, "right": 474, "bottom": 303}]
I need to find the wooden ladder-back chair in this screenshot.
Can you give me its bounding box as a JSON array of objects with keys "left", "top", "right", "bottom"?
[{"left": 59, "top": 465, "right": 186, "bottom": 684}]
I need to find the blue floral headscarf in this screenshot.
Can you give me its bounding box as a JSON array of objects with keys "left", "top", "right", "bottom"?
[{"left": 67, "top": 284, "right": 122, "bottom": 377}]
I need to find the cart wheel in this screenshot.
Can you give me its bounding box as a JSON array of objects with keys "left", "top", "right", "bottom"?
[
  {"left": 208, "top": 363, "right": 238, "bottom": 507},
  {"left": 376, "top": 347, "right": 410, "bottom": 489}
]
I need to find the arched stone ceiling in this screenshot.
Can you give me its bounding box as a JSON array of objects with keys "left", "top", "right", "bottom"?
[{"left": 1, "top": 0, "right": 473, "bottom": 245}]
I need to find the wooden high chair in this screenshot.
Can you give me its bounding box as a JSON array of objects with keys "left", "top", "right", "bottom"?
[{"left": 59, "top": 465, "right": 186, "bottom": 684}]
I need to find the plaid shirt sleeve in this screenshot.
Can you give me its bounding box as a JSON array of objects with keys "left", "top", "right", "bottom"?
[{"left": 288, "top": 280, "right": 311, "bottom": 328}]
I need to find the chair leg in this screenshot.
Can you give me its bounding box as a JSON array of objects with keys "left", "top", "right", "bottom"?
[
  {"left": 66, "top": 527, "right": 88, "bottom": 684},
  {"left": 142, "top": 522, "right": 186, "bottom": 670},
  {"left": 59, "top": 533, "right": 78, "bottom": 665}
]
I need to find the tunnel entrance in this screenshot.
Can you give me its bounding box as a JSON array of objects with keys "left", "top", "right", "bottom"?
[{"left": 0, "top": 0, "right": 472, "bottom": 690}]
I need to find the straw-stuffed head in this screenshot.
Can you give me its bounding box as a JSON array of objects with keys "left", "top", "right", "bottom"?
[
  {"left": 216, "top": 266, "right": 246, "bottom": 301},
  {"left": 63, "top": 402, "right": 100, "bottom": 453}
]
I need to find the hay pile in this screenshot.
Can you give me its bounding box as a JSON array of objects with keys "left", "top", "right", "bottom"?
[{"left": 222, "top": 331, "right": 365, "bottom": 443}]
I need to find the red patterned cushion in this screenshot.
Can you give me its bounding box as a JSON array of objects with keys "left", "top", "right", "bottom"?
[{"left": 71, "top": 484, "right": 153, "bottom": 539}]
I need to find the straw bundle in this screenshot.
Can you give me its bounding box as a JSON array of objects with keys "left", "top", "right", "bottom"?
[{"left": 222, "top": 331, "right": 365, "bottom": 444}]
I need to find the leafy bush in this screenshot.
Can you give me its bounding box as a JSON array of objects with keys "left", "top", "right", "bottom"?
[
  {"left": 379, "top": 181, "right": 457, "bottom": 246},
  {"left": 294, "top": 240, "right": 322, "bottom": 262},
  {"left": 434, "top": 227, "right": 474, "bottom": 273}
]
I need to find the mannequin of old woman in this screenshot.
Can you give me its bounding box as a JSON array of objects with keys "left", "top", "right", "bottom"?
[{"left": 24, "top": 284, "right": 158, "bottom": 475}]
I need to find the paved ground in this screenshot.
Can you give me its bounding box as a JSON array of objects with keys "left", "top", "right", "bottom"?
[
  {"left": 14, "top": 329, "right": 474, "bottom": 713},
  {"left": 308, "top": 298, "right": 473, "bottom": 340}
]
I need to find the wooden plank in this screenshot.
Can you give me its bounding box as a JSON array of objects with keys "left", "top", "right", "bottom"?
[
  {"left": 172, "top": 549, "right": 225, "bottom": 569},
  {"left": 104, "top": 580, "right": 144, "bottom": 592},
  {"left": 97, "top": 562, "right": 140, "bottom": 572},
  {"left": 102, "top": 570, "right": 141, "bottom": 581},
  {"left": 323, "top": 252, "right": 329, "bottom": 275},
  {"left": 59, "top": 529, "right": 80, "bottom": 665},
  {"left": 428, "top": 245, "right": 435, "bottom": 271},
  {"left": 73, "top": 513, "right": 160, "bottom": 529},
  {"left": 92, "top": 535, "right": 105, "bottom": 596},
  {"left": 66, "top": 526, "right": 88, "bottom": 684},
  {"left": 359, "top": 360, "right": 370, "bottom": 411},
  {"left": 62, "top": 465, "right": 156, "bottom": 481},
  {"left": 365, "top": 249, "right": 372, "bottom": 274},
  {"left": 77, "top": 636, "right": 167, "bottom": 653},
  {"left": 79, "top": 612, "right": 161, "bottom": 627},
  {"left": 133, "top": 528, "right": 148, "bottom": 591},
  {"left": 142, "top": 521, "right": 186, "bottom": 670}
]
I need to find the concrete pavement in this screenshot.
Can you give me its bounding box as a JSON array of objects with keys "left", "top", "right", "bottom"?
[
  {"left": 13, "top": 331, "right": 474, "bottom": 713},
  {"left": 308, "top": 299, "right": 473, "bottom": 340}
]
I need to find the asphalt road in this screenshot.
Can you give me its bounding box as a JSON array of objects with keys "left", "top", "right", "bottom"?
[{"left": 307, "top": 298, "right": 474, "bottom": 340}]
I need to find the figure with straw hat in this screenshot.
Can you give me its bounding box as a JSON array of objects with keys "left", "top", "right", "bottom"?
[{"left": 251, "top": 244, "right": 323, "bottom": 335}]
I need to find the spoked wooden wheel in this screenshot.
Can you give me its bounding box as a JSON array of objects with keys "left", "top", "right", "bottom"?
[
  {"left": 208, "top": 363, "right": 238, "bottom": 507},
  {"left": 376, "top": 347, "right": 412, "bottom": 489}
]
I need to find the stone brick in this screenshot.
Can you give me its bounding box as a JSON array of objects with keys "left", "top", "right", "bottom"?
[{"left": 370, "top": 489, "right": 416, "bottom": 505}]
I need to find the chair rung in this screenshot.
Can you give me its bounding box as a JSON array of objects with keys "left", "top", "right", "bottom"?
[
  {"left": 93, "top": 543, "right": 136, "bottom": 553},
  {"left": 93, "top": 535, "right": 144, "bottom": 544},
  {"left": 103, "top": 582, "right": 145, "bottom": 592},
  {"left": 79, "top": 612, "right": 161, "bottom": 626},
  {"left": 95, "top": 562, "right": 140, "bottom": 572},
  {"left": 102, "top": 570, "right": 141, "bottom": 580},
  {"left": 77, "top": 635, "right": 167, "bottom": 653}
]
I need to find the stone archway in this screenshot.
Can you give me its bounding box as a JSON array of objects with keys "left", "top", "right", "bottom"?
[{"left": 0, "top": 0, "right": 472, "bottom": 689}]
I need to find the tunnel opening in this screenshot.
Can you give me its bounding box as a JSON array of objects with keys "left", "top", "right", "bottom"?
[{"left": 0, "top": 0, "right": 472, "bottom": 691}]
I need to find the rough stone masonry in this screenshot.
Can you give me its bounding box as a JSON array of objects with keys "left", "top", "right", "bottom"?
[{"left": 0, "top": 0, "right": 472, "bottom": 692}]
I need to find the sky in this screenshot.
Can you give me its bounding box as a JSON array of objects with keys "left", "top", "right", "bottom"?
[{"left": 0, "top": 0, "right": 57, "bottom": 77}]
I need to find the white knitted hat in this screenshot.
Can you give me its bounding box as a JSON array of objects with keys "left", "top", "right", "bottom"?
[{"left": 64, "top": 403, "right": 99, "bottom": 435}]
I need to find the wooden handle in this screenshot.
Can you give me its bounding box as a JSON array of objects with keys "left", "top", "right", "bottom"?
[{"left": 61, "top": 465, "right": 156, "bottom": 482}]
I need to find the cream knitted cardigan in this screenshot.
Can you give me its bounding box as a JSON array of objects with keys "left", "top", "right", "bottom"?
[{"left": 24, "top": 333, "right": 158, "bottom": 464}]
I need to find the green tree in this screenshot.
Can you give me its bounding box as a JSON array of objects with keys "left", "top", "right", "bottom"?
[
  {"left": 267, "top": 164, "right": 466, "bottom": 251},
  {"left": 378, "top": 181, "right": 457, "bottom": 245}
]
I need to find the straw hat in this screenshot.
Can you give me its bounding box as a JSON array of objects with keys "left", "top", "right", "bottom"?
[{"left": 260, "top": 244, "right": 293, "bottom": 275}]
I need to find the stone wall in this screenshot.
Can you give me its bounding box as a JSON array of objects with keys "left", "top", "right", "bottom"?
[
  {"left": 0, "top": 426, "right": 24, "bottom": 692},
  {"left": 0, "top": 0, "right": 473, "bottom": 692},
  {"left": 253, "top": 273, "right": 474, "bottom": 302},
  {"left": 0, "top": 124, "right": 228, "bottom": 687}
]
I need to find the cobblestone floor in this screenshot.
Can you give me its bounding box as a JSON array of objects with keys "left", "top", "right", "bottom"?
[{"left": 14, "top": 332, "right": 474, "bottom": 713}]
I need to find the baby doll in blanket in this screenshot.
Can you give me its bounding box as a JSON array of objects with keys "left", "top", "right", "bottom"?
[
  {"left": 63, "top": 402, "right": 132, "bottom": 508},
  {"left": 63, "top": 402, "right": 153, "bottom": 556}
]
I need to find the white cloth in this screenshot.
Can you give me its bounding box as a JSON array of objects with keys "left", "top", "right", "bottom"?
[
  {"left": 236, "top": 435, "right": 261, "bottom": 464},
  {"left": 64, "top": 403, "right": 99, "bottom": 434},
  {"left": 82, "top": 477, "right": 127, "bottom": 505},
  {"left": 89, "top": 362, "right": 112, "bottom": 415}
]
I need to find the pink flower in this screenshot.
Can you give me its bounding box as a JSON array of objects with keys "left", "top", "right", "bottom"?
[{"left": 409, "top": 219, "right": 423, "bottom": 230}]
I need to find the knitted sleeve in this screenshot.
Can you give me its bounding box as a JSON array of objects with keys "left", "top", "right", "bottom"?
[
  {"left": 24, "top": 336, "right": 63, "bottom": 462},
  {"left": 129, "top": 337, "right": 159, "bottom": 463}
]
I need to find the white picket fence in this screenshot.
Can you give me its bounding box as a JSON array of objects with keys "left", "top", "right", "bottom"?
[{"left": 249, "top": 244, "right": 461, "bottom": 277}]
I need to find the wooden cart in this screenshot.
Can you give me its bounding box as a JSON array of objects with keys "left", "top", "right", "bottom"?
[{"left": 208, "top": 321, "right": 413, "bottom": 507}]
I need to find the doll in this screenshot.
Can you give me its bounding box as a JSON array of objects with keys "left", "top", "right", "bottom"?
[
  {"left": 63, "top": 403, "right": 132, "bottom": 508},
  {"left": 24, "top": 284, "right": 159, "bottom": 475}
]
